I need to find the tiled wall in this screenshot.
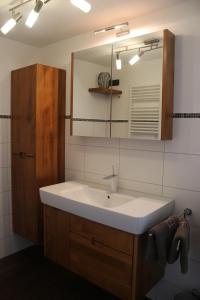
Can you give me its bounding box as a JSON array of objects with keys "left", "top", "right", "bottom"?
[
  {"left": 0, "top": 36, "right": 39, "bottom": 259},
  {"left": 0, "top": 118, "right": 32, "bottom": 258},
  {"left": 0, "top": 1, "right": 199, "bottom": 299},
  {"left": 55, "top": 3, "right": 200, "bottom": 297},
  {"left": 65, "top": 119, "right": 200, "bottom": 299}
]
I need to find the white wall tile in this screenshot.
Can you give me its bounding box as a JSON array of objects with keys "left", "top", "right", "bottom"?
[
  {"left": 163, "top": 187, "right": 200, "bottom": 228},
  {"left": 85, "top": 146, "right": 119, "bottom": 176},
  {"left": 165, "top": 259, "right": 200, "bottom": 291},
  {"left": 73, "top": 121, "right": 93, "bottom": 137},
  {"left": 7, "top": 143, "right": 11, "bottom": 168},
  {"left": 0, "top": 143, "right": 8, "bottom": 168},
  {"left": 164, "top": 153, "right": 200, "bottom": 191},
  {"left": 69, "top": 144, "right": 85, "bottom": 171},
  {"left": 190, "top": 226, "right": 200, "bottom": 262},
  {"left": 111, "top": 123, "right": 128, "bottom": 139},
  {"left": 67, "top": 169, "right": 85, "bottom": 181},
  {"left": 85, "top": 171, "right": 111, "bottom": 188},
  {"left": 84, "top": 137, "right": 119, "bottom": 148},
  {"left": 120, "top": 138, "right": 164, "bottom": 152},
  {"left": 0, "top": 120, "right": 9, "bottom": 143},
  {"left": 0, "top": 237, "right": 13, "bottom": 259},
  {"left": 165, "top": 119, "right": 200, "bottom": 155},
  {"left": 119, "top": 149, "right": 164, "bottom": 185},
  {"left": 0, "top": 216, "right": 11, "bottom": 239},
  {"left": 10, "top": 234, "right": 33, "bottom": 254},
  {"left": 65, "top": 119, "right": 71, "bottom": 144},
  {"left": 119, "top": 178, "right": 163, "bottom": 196},
  {"left": 173, "top": 33, "right": 200, "bottom": 113},
  {"left": 93, "top": 122, "right": 107, "bottom": 138},
  {"left": 0, "top": 168, "right": 9, "bottom": 192},
  {"left": 65, "top": 143, "right": 70, "bottom": 170},
  {"left": 0, "top": 192, "right": 9, "bottom": 217}
]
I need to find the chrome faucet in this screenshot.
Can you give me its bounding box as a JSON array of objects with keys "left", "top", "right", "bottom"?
[{"left": 103, "top": 166, "right": 118, "bottom": 193}]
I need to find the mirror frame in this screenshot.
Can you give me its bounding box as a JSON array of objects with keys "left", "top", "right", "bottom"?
[{"left": 70, "top": 29, "right": 175, "bottom": 140}]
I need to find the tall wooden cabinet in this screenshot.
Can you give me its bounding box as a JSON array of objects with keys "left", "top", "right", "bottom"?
[{"left": 11, "top": 64, "right": 66, "bottom": 243}]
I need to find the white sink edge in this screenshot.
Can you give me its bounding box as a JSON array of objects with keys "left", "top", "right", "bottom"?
[{"left": 40, "top": 182, "right": 175, "bottom": 235}]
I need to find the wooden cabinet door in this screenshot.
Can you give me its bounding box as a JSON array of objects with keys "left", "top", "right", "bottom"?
[
  {"left": 11, "top": 65, "right": 36, "bottom": 155},
  {"left": 44, "top": 206, "right": 70, "bottom": 269},
  {"left": 12, "top": 155, "right": 38, "bottom": 242}
]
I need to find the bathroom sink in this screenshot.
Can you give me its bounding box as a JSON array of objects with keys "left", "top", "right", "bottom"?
[
  {"left": 59, "top": 185, "right": 134, "bottom": 208},
  {"left": 40, "top": 181, "right": 174, "bottom": 235}
]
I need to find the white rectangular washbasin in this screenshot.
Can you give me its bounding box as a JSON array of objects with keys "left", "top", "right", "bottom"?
[{"left": 40, "top": 181, "right": 174, "bottom": 235}]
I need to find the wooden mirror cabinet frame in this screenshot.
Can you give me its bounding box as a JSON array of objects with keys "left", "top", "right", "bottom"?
[{"left": 70, "top": 29, "right": 175, "bottom": 140}]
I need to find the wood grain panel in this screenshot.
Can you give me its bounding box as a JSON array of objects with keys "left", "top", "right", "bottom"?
[
  {"left": 44, "top": 207, "right": 164, "bottom": 300},
  {"left": 12, "top": 155, "right": 38, "bottom": 242},
  {"left": 11, "top": 64, "right": 66, "bottom": 244},
  {"left": 36, "top": 64, "right": 59, "bottom": 187},
  {"left": 11, "top": 65, "right": 36, "bottom": 154},
  {"left": 161, "top": 29, "right": 175, "bottom": 140},
  {"left": 132, "top": 235, "right": 164, "bottom": 300},
  {"left": 57, "top": 69, "right": 66, "bottom": 182},
  {"left": 70, "top": 214, "right": 134, "bottom": 255},
  {"left": 44, "top": 205, "right": 70, "bottom": 269},
  {"left": 70, "top": 53, "right": 74, "bottom": 136},
  {"left": 70, "top": 232, "right": 132, "bottom": 300}
]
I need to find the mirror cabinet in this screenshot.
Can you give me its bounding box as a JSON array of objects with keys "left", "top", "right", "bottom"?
[{"left": 71, "top": 29, "right": 175, "bottom": 140}]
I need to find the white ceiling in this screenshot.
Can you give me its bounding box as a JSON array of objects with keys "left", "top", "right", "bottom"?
[{"left": 0, "top": 0, "right": 185, "bottom": 47}]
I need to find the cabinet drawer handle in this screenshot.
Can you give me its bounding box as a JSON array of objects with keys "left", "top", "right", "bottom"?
[
  {"left": 91, "top": 237, "right": 104, "bottom": 248},
  {"left": 12, "top": 152, "right": 35, "bottom": 159}
]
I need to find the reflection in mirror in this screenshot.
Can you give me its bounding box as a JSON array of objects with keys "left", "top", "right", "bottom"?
[
  {"left": 71, "top": 30, "right": 174, "bottom": 140},
  {"left": 72, "top": 44, "right": 112, "bottom": 137},
  {"left": 111, "top": 31, "right": 163, "bottom": 140}
]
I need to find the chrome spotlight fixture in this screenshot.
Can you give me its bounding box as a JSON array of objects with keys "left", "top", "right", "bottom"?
[
  {"left": 94, "top": 22, "right": 129, "bottom": 35},
  {"left": 1, "top": 11, "right": 22, "bottom": 35},
  {"left": 70, "top": 0, "right": 91, "bottom": 13},
  {"left": 116, "top": 53, "right": 122, "bottom": 70},
  {"left": 26, "top": 0, "right": 44, "bottom": 28},
  {"left": 129, "top": 51, "right": 144, "bottom": 66}
]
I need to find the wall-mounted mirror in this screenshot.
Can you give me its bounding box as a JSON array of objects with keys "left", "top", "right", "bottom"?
[
  {"left": 71, "top": 44, "right": 112, "bottom": 138},
  {"left": 71, "top": 29, "right": 174, "bottom": 140}
]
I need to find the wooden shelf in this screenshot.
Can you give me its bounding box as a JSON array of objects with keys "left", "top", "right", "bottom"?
[{"left": 88, "top": 87, "right": 122, "bottom": 96}]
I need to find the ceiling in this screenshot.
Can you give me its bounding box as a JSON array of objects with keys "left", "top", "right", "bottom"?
[{"left": 0, "top": 0, "right": 185, "bottom": 47}]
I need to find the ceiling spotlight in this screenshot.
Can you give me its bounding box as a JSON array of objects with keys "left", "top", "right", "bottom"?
[
  {"left": 129, "top": 51, "right": 144, "bottom": 66},
  {"left": 114, "top": 22, "right": 129, "bottom": 30},
  {"left": 116, "top": 29, "right": 130, "bottom": 38},
  {"left": 70, "top": 0, "right": 91, "bottom": 13},
  {"left": 94, "top": 28, "right": 106, "bottom": 35},
  {"left": 1, "top": 12, "right": 22, "bottom": 35},
  {"left": 25, "top": 0, "right": 43, "bottom": 28},
  {"left": 94, "top": 22, "right": 129, "bottom": 35},
  {"left": 116, "top": 53, "right": 122, "bottom": 70}
]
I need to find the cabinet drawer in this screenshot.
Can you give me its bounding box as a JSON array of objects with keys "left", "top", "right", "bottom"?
[
  {"left": 70, "top": 232, "right": 132, "bottom": 299},
  {"left": 70, "top": 215, "right": 134, "bottom": 255}
]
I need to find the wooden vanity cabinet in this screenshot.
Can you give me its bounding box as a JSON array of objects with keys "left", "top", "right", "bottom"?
[
  {"left": 11, "top": 64, "right": 66, "bottom": 244},
  {"left": 44, "top": 205, "right": 164, "bottom": 300}
]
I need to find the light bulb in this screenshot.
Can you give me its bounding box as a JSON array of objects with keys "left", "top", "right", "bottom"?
[
  {"left": 70, "top": 0, "right": 91, "bottom": 13},
  {"left": 129, "top": 51, "right": 144, "bottom": 66},
  {"left": 1, "top": 18, "right": 16, "bottom": 34},
  {"left": 25, "top": 0, "right": 43, "bottom": 28},
  {"left": 116, "top": 53, "right": 122, "bottom": 70},
  {"left": 1, "top": 13, "right": 22, "bottom": 35}
]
